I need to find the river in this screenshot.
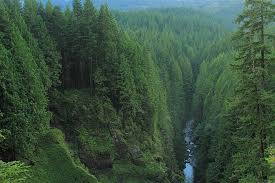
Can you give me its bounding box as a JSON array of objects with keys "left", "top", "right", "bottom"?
[{"left": 183, "top": 120, "right": 194, "bottom": 183}]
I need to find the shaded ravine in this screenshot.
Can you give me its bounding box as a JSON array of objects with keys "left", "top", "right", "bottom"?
[{"left": 183, "top": 120, "right": 195, "bottom": 183}]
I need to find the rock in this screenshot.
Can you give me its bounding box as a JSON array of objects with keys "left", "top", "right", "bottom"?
[
  {"left": 112, "top": 130, "right": 128, "bottom": 158},
  {"left": 80, "top": 152, "right": 113, "bottom": 170},
  {"left": 129, "top": 145, "right": 144, "bottom": 166}
]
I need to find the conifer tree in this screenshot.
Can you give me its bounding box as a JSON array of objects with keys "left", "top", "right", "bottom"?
[
  {"left": 0, "top": 1, "right": 11, "bottom": 48},
  {"left": 0, "top": 23, "right": 50, "bottom": 159},
  {"left": 44, "top": 0, "right": 54, "bottom": 28},
  {"left": 228, "top": 0, "right": 275, "bottom": 181},
  {"left": 96, "top": 5, "right": 120, "bottom": 102},
  {"left": 82, "top": 0, "right": 97, "bottom": 90},
  {"left": 69, "top": 0, "right": 83, "bottom": 88},
  {"left": 117, "top": 53, "right": 137, "bottom": 128},
  {"left": 23, "top": 0, "right": 61, "bottom": 88}
]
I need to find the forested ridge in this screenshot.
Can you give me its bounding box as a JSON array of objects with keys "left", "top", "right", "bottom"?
[
  {"left": 0, "top": 0, "right": 274, "bottom": 183},
  {"left": 48, "top": 0, "right": 243, "bottom": 15}
]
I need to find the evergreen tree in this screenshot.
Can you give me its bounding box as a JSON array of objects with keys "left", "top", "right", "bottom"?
[
  {"left": 23, "top": 0, "right": 61, "bottom": 88},
  {"left": 227, "top": 0, "right": 274, "bottom": 181},
  {"left": 0, "top": 1, "right": 11, "bottom": 48},
  {"left": 82, "top": 0, "right": 97, "bottom": 91},
  {"left": 69, "top": 0, "right": 83, "bottom": 88},
  {"left": 6, "top": 0, "right": 50, "bottom": 90},
  {"left": 0, "top": 24, "right": 50, "bottom": 159},
  {"left": 96, "top": 5, "right": 120, "bottom": 102},
  {"left": 117, "top": 53, "right": 137, "bottom": 128}
]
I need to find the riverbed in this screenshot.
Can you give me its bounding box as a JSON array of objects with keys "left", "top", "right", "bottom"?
[{"left": 183, "top": 120, "right": 194, "bottom": 183}]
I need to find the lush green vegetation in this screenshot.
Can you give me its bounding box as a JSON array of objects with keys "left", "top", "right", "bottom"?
[
  {"left": 0, "top": 0, "right": 274, "bottom": 183},
  {"left": 192, "top": 1, "right": 275, "bottom": 183},
  {"left": 1, "top": 0, "right": 192, "bottom": 182},
  {"left": 27, "top": 129, "right": 98, "bottom": 183},
  {"left": 114, "top": 8, "right": 230, "bottom": 169}
]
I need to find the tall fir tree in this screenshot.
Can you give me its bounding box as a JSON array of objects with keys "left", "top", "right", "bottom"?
[
  {"left": 96, "top": 5, "right": 120, "bottom": 103},
  {"left": 23, "top": 0, "right": 61, "bottom": 88},
  {"left": 82, "top": 0, "right": 97, "bottom": 91},
  {"left": 228, "top": 0, "right": 275, "bottom": 182}
]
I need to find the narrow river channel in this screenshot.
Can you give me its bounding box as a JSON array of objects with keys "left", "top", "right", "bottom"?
[{"left": 183, "top": 120, "right": 194, "bottom": 183}]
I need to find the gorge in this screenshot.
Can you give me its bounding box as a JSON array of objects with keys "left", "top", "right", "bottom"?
[{"left": 0, "top": 0, "right": 274, "bottom": 183}]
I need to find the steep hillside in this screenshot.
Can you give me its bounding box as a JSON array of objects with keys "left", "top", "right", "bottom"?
[{"left": 27, "top": 129, "right": 99, "bottom": 183}]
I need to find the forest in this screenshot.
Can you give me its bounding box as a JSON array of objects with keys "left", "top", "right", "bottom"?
[{"left": 0, "top": 0, "right": 274, "bottom": 183}]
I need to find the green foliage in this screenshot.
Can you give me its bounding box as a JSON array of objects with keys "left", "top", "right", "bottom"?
[
  {"left": 27, "top": 129, "right": 99, "bottom": 183},
  {"left": 267, "top": 146, "right": 275, "bottom": 182},
  {"left": 192, "top": 50, "right": 236, "bottom": 183},
  {"left": 115, "top": 9, "right": 230, "bottom": 172},
  {"left": 115, "top": 8, "right": 228, "bottom": 77},
  {"left": 226, "top": 1, "right": 274, "bottom": 181},
  {"left": 78, "top": 127, "right": 114, "bottom": 156},
  {"left": 23, "top": 0, "right": 61, "bottom": 88},
  {"left": 0, "top": 4, "right": 51, "bottom": 158},
  {"left": 3, "top": 0, "right": 272, "bottom": 183},
  {"left": 192, "top": 1, "right": 275, "bottom": 182},
  {"left": 44, "top": 4, "right": 186, "bottom": 182},
  {"left": 0, "top": 161, "right": 30, "bottom": 183},
  {"left": 0, "top": 132, "right": 30, "bottom": 183}
]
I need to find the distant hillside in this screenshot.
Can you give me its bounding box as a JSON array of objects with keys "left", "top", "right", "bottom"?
[
  {"left": 49, "top": 0, "right": 242, "bottom": 11},
  {"left": 46, "top": 0, "right": 242, "bottom": 28}
]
